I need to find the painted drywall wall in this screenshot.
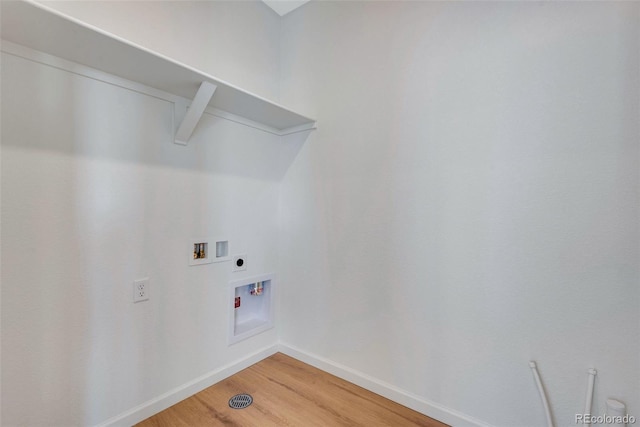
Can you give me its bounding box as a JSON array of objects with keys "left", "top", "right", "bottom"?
[
  {"left": 0, "top": 40, "right": 286, "bottom": 427},
  {"left": 279, "top": 2, "right": 639, "bottom": 426},
  {"left": 35, "top": 0, "right": 281, "bottom": 101}
]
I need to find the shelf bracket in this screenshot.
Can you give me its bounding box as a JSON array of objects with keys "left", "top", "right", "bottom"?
[{"left": 174, "top": 81, "right": 217, "bottom": 145}]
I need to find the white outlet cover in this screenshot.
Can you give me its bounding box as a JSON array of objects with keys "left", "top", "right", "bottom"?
[
  {"left": 232, "top": 254, "right": 247, "bottom": 272},
  {"left": 133, "top": 278, "right": 149, "bottom": 303}
]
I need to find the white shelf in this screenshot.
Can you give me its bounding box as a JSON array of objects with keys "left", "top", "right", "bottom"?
[{"left": 0, "top": 1, "right": 316, "bottom": 135}]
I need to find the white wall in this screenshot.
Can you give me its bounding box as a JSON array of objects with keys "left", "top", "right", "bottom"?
[
  {"left": 0, "top": 2, "right": 286, "bottom": 424},
  {"left": 2, "top": 2, "right": 639, "bottom": 426},
  {"left": 35, "top": 0, "right": 281, "bottom": 101},
  {"left": 279, "top": 2, "right": 639, "bottom": 426}
]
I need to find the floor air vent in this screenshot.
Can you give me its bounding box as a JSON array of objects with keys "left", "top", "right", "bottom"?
[{"left": 228, "top": 393, "right": 253, "bottom": 409}]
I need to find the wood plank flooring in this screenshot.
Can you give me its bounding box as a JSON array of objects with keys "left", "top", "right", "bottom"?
[{"left": 136, "top": 353, "right": 448, "bottom": 427}]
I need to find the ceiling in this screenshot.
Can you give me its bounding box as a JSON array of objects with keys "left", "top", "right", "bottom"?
[{"left": 262, "top": 0, "right": 310, "bottom": 16}]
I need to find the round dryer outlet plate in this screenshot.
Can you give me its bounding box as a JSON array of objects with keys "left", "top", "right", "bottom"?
[{"left": 232, "top": 254, "right": 247, "bottom": 272}]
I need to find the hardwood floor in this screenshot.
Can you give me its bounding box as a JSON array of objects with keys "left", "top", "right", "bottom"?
[{"left": 136, "top": 353, "right": 448, "bottom": 427}]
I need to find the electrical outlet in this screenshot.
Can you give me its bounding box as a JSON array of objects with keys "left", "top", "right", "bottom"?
[{"left": 133, "top": 278, "right": 149, "bottom": 303}]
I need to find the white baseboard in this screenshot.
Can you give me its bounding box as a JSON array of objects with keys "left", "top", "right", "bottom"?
[
  {"left": 95, "top": 344, "right": 278, "bottom": 427},
  {"left": 278, "top": 342, "right": 493, "bottom": 427},
  {"left": 95, "top": 342, "right": 491, "bottom": 427}
]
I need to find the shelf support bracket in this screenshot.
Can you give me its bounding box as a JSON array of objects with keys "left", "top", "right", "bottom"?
[{"left": 174, "top": 81, "right": 217, "bottom": 145}]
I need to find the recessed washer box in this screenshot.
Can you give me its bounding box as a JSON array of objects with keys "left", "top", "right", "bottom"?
[{"left": 229, "top": 273, "right": 274, "bottom": 345}]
